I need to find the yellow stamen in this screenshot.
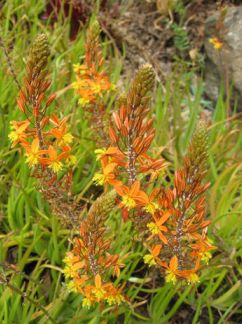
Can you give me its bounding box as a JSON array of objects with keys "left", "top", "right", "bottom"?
[
  {"left": 93, "top": 287, "right": 105, "bottom": 300},
  {"left": 122, "top": 195, "right": 136, "bottom": 209},
  {"left": 187, "top": 273, "right": 199, "bottom": 285},
  {"left": 143, "top": 254, "right": 156, "bottom": 267},
  {"left": 147, "top": 222, "right": 160, "bottom": 235},
  {"left": 165, "top": 270, "right": 177, "bottom": 284},
  {"left": 144, "top": 202, "right": 159, "bottom": 215},
  {"left": 49, "top": 161, "right": 63, "bottom": 173},
  {"left": 62, "top": 133, "right": 73, "bottom": 145},
  {"left": 201, "top": 251, "right": 212, "bottom": 264},
  {"left": 82, "top": 297, "right": 92, "bottom": 308},
  {"left": 94, "top": 148, "right": 107, "bottom": 160},
  {"left": 106, "top": 294, "right": 124, "bottom": 306},
  {"left": 26, "top": 153, "right": 39, "bottom": 167},
  {"left": 93, "top": 173, "right": 105, "bottom": 186},
  {"left": 78, "top": 97, "right": 91, "bottom": 106}
]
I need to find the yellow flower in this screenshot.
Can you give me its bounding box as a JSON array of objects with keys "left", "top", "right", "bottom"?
[
  {"left": 26, "top": 152, "right": 39, "bottom": 166},
  {"left": 122, "top": 195, "right": 136, "bottom": 209},
  {"left": 61, "top": 133, "right": 73, "bottom": 145},
  {"left": 165, "top": 271, "right": 177, "bottom": 284},
  {"left": 78, "top": 97, "right": 90, "bottom": 106},
  {"left": 48, "top": 161, "right": 63, "bottom": 173},
  {"left": 147, "top": 222, "right": 160, "bottom": 235},
  {"left": 66, "top": 155, "right": 77, "bottom": 166},
  {"left": 67, "top": 280, "right": 78, "bottom": 293},
  {"left": 73, "top": 63, "right": 87, "bottom": 74},
  {"left": 106, "top": 293, "right": 124, "bottom": 306},
  {"left": 82, "top": 297, "right": 92, "bottom": 308},
  {"left": 209, "top": 37, "right": 223, "bottom": 50},
  {"left": 93, "top": 173, "right": 106, "bottom": 186},
  {"left": 144, "top": 202, "right": 158, "bottom": 215},
  {"left": 93, "top": 286, "right": 105, "bottom": 299},
  {"left": 110, "top": 83, "right": 116, "bottom": 91},
  {"left": 201, "top": 251, "right": 212, "bottom": 264},
  {"left": 186, "top": 273, "right": 199, "bottom": 285},
  {"left": 63, "top": 253, "right": 72, "bottom": 266},
  {"left": 91, "top": 83, "right": 102, "bottom": 94},
  {"left": 94, "top": 148, "right": 107, "bottom": 160},
  {"left": 143, "top": 254, "right": 156, "bottom": 267},
  {"left": 63, "top": 266, "right": 76, "bottom": 279}
]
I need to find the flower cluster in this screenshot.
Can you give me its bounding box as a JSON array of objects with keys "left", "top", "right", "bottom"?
[
  {"left": 9, "top": 34, "right": 78, "bottom": 226},
  {"left": 73, "top": 21, "right": 114, "bottom": 146},
  {"left": 10, "top": 27, "right": 215, "bottom": 311},
  {"left": 93, "top": 63, "right": 215, "bottom": 284},
  {"left": 143, "top": 122, "right": 216, "bottom": 284},
  {"left": 93, "top": 65, "right": 166, "bottom": 226},
  {"left": 63, "top": 191, "right": 125, "bottom": 307},
  {"left": 9, "top": 34, "right": 75, "bottom": 174}
]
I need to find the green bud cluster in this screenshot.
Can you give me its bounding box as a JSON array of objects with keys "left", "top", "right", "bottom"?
[
  {"left": 127, "top": 64, "right": 155, "bottom": 109},
  {"left": 27, "top": 33, "right": 50, "bottom": 79},
  {"left": 188, "top": 120, "right": 209, "bottom": 176},
  {"left": 88, "top": 190, "right": 117, "bottom": 221}
]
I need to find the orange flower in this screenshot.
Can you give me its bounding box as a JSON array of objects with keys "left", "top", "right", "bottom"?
[
  {"left": 115, "top": 181, "right": 148, "bottom": 210},
  {"left": 95, "top": 147, "right": 125, "bottom": 166},
  {"left": 49, "top": 116, "right": 73, "bottom": 145},
  {"left": 190, "top": 237, "right": 215, "bottom": 264},
  {"left": 178, "top": 259, "right": 201, "bottom": 284},
  {"left": 8, "top": 120, "right": 30, "bottom": 146},
  {"left": 147, "top": 211, "right": 170, "bottom": 244},
  {"left": 209, "top": 37, "right": 223, "bottom": 50},
  {"left": 80, "top": 275, "right": 124, "bottom": 307},
  {"left": 93, "top": 162, "right": 118, "bottom": 186},
  {"left": 139, "top": 188, "right": 160, "bottom": 215},
  {"left": 22, "top": 138, "right": 45, "bottom": 167},
  {"left": 93, "top": 274, "right": 106, "bottom": 300},
  {"left": 144, "top": 244, "right": 162, "bottom": 267},
  {"left": 73, "top": 62, "right": 113, "bottom": 107},
  {"left": 40, "top": 145, "right": 69, "bottom": 173},
  {"left": 163, "top": 256, "right": 180, "bottom": 284}
]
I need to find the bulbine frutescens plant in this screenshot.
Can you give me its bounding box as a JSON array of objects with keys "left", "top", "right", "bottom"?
[{"left": 9, "top": 22, "right": 215, "bottom": 310}]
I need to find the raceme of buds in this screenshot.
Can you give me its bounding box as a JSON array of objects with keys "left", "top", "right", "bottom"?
[
  {"left": 73, "top": 21, "right": 114, "bottom": 146},
  {"left": 9, "top": 34, "right": 78, "bottom": 226},
  {"left": 63, "top": 190, "right": 125, "bottom": 308}
]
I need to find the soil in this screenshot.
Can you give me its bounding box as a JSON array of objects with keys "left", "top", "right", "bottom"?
[{"left": 102, "top": 0, "right": 242, "bottom": 80}]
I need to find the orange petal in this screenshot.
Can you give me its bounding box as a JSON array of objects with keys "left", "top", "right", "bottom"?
[
  {"left": 157, "top": 211, "right": 171, "bottom": 226},
  {"left": 130, "top": 181, "right": 140, "bottom": 195},
  {"left": 158, "top": 232, "right": 168, "bottom": 244},
  {"left": 48, "top": 145, "right": 57, "bottom": 160},
  {"left": 104, "top": 162, "right": 117, "bottom": 175},
  {"left": 169, "top": 255, "right": 178, "bottom": 271},
  {"left": 94, "top": 274, "right": 102, "bottom": 289},
  {"left": 31, "top": 138, "right": 39, "bottom": 152},
  {"left": 152, "top": 244, "right": 162, "bottom": 257}
]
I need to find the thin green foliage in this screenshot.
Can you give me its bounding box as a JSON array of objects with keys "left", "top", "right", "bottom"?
[{"left": 0, "top": 0, "right": 241, "bottom": 323}]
